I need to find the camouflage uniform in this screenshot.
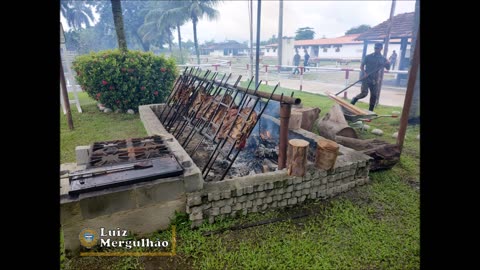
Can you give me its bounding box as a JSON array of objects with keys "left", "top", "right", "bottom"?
[{"left": 351, "top": 50, "right": 390, "bottom": 111}]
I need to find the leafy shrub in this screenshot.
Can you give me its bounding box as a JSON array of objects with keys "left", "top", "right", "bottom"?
[{"left": 72, "top": 49, "right": 178, "bottom": 112}]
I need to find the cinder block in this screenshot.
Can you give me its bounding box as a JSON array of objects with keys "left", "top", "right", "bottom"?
[
  {"left": 187, "top": 194, "right": 202, "bottom": 207},
  {"left": 223, "top": 190, "right": 231, "bottom": 199},
  {"left": 288, "top": 197, "right": 298, "bottom": 205}
]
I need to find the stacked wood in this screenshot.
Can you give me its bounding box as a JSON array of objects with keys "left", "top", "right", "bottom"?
[
  {"left": 316, "top": 104, "right": 358, "bottom": 140},
  {"left": 335, "top": 136, "right": 401, "bottom": 171},
  {"left": 286, "top": 139, "right": 309, "bottom": 176},
  {"left": 292, "top": 107, "right": 321, "bottom": 131},
  {"left": 328, "top": 94, "right": 367, "bottom": 115},
  {"left": 315, "top": 139, "right": 339, "bottom": 170},
  {"left": 288, "top": 111, "right": 303, "bottom": 130}
]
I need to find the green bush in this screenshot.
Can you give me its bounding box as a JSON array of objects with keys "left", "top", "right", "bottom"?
[{"left": 72, "top": 49, "right": 178, "bottom": 112}]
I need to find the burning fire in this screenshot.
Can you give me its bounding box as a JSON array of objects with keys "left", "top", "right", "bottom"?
[{"left": 260, "top": 130, "right": 272, "bottom": 140}]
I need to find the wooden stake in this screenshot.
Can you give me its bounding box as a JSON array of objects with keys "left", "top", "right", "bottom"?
[
  {"left": 60, "top": 58, "right": 74, "bottom": 130},
  {"left": 287, "top": 139, "right": 309, "bottom": 176}
]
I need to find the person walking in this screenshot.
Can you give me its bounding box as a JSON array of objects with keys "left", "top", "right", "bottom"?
[
  {"left": 389, "top": 50, "right": 397, "bottom": 70},
  {"left": 350, "top": 43, "right": 390, "bottom": 112},
  {"left": 292, "top": 50, "right": 300, "bottom": 75},
  {"left": 303, "top": 49, "right": 310, "bottom": 72}
]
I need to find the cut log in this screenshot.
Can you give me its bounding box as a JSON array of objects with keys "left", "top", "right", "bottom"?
[
  {"left": 328, "top": 94, "right": 367, "bottom": 115},
  {"left": 315, "top": 139, "right": 339, "bottom": 170},
  {"left": 316, "top": 104, "right": 358, "bottom": 140},
  {"left": 288, "top": 111, "right": 302, "bottom": 129},
  {"left": 292, "top": 107, "right": 321, "bottom": 131},
  {"left": 335, "top": 135, "right": 401, "bottom": 171},
  {"left": 286, "top": 139, "right": 309, "bottom": 177}
]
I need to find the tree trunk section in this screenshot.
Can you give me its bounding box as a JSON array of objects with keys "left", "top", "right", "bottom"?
[
  {"left": 286, "top": 139, "right": 309, "bottom": 177},
  {"left": 335, "top": 135, "right": 401, "bottom": 171},
  {"left": 292, "top": 107, "right": 320, "bottom": 131},
  {"left": 193, "top": 18, "right": 200, "bottom": 65},
  {"left": 177, "top": 23, "right": 184, "bottom": 64},
  {"left": 111, "top": 0, "right": 128, "bottom": 52},
  {"left": 316, "top": 104, "right": 357, "bottom": 140},
  {"left": 315, "top": 139, "right": 339, "bottom": 170},
  {"left": 288, "top": 111, "right": 302, "bottom": 129}
]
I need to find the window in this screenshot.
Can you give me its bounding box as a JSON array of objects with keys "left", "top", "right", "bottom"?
[
  {"left": 323, "top": 48, "right": 328, "bottom": 52},
  {"left": 335, "top": 46, "right": 340, "bottom": 52},
  {"left": 273, "top": 48, "right": 276, "bottom": 53},
  {"left": 267, "top": 49, "right": 270, "bottom": 53}
]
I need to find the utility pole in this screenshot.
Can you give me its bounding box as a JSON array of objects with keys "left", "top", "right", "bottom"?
[
  {"left": 376, "top": 0, "right": 396, "bottom": 107},
  {"left": 277, "top": 0, "right": 283, "bottom": 68},
  {"left": 255, "top": 0, "right": 261, "bottom": 87},
  {"left": 249, "top": 0, "right": 254, "bottom": 78}
]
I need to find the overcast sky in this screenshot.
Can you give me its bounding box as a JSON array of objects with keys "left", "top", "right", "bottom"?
[
  {"left": 179, "top": 0, "right": 416, "bottom": 43},
  {"left": 61, "top": 1, "right": 416, "bottom": 44}
]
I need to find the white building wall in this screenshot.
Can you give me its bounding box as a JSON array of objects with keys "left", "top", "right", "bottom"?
[
  {"left": 210, "top": 50, "right": 225, "bottom": 57},
  {"left": 264, "top": 48, "right": 277, "bottom": 57}
]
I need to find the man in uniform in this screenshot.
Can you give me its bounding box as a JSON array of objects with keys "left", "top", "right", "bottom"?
[{"left": 351, "top": 42, "right": 390, "bottom": 112}]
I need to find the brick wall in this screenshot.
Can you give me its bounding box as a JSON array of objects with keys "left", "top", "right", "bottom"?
[{"left": 186, "top": 156, "right": 370, "bottom": 228}]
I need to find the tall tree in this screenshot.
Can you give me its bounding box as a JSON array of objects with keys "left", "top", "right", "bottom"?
[
  {"left": 345, "top": 24, "right": 371, "bottom": 35},
  {"left": 142, "top": 1, "right": 190, "bottom": 60},
  {"left": 95, "top": 1, "right": 150, "bottom": 51},
  {"left": 60, "top": 0, "right": 96, "bottom": 30},
  {"left": 295, "top": 27, "right": 315, "bottom": 40},
  {"left": 158, "top": 0, "right": 220, "bottom": 64},
  {"left": 111, "top": 0, "right": 127, "bottom": 52}
]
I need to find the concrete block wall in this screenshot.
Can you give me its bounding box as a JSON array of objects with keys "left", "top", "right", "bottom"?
[
  {"left": 61, "top": 105, "right": 204, "bottom": 253},
  {"left": 186, "top": 157, "right": 370, "bottom": 228}
]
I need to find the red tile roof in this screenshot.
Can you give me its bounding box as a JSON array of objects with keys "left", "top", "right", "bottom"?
[
  {"left": 356, "top": 12, "right": 415, "bottom": 40},
  {"left": 294, "top": 34, "right": 362, "bottom": 46}
]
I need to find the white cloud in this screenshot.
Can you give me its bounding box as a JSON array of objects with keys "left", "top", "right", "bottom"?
[{"left": 179, "top": 0, "right": 416, "bottom": 43}]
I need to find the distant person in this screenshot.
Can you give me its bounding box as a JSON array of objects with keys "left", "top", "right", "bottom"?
[
  {"left": 389, "top": 50, "right": 398, "bottom": 70},
  {"left": 351, "top": 43, "right": 390, "bottom": 112},
  {"left": 292, "top": 50, "right": 300, "bottom": 74},
  {"left": 303, "top": 49, "right": 310, "bottom": 72}
]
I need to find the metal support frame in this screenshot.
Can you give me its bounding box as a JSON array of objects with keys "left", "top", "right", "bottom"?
[{"left": 159, "top": 69, "right": 280, "bottom": 181}]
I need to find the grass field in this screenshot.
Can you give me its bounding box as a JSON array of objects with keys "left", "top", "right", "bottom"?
[
  {"left": 62, "top": 88, "right": 419, "bottom": 270},
  {"left": 60, "top": 92, "right": 147, "bottom": 163}
]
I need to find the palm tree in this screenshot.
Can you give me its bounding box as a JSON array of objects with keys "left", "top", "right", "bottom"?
[
  {"left": 111, "top": 0, "right": 127, "bottom": 51},
  {"left": 143, "top": 1, "right": 190, "bottom": 62},
  {"left": 138, "top": 17, "right": 175, "bottom": 53},
  {"left": 157, "top": 0, "right": 220, "bottom": 64},
  {"left": 60, "top": 0, "right": 96, "bottom": 30}
]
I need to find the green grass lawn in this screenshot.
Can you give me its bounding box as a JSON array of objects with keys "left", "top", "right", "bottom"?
[
  {"left": 62, "top": 86, "right": 419, "bottom": 270},
  {"left": 60, "top": 92, "right": 147, "bottom": 163}
]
